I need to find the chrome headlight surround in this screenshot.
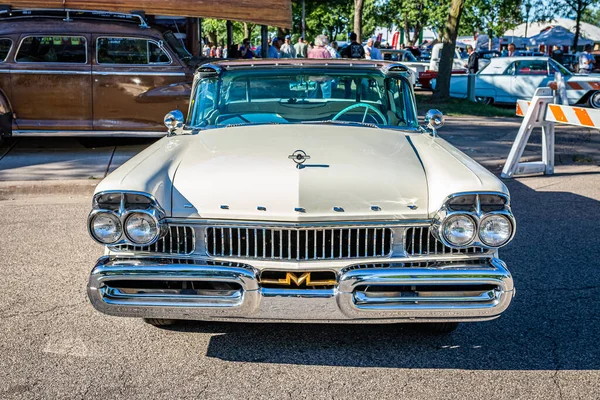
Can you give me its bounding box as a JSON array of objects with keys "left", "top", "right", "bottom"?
[
  {"left": 433, "top": 192, "right": 516, "bottom": 249},
  {"left": 441, "top": 213, "right": 477, "bottom": 247},
  {"left": 124, "top": 210, "right": 162, "bottom": 245},
  {"left": 87, "top": 191, "right": 166, "bottom": 246},
  {"left": 88, "top": 210, "right": 123, "bottom": 245}
]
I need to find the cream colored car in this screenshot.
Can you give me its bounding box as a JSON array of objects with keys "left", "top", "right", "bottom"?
[{"left": 87, "top": 59, "right": 516, "bottom": 333}]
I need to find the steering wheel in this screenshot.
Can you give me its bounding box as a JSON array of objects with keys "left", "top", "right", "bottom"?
[{"left": 332, "top": 103, "right": 388, "bottom": 125}]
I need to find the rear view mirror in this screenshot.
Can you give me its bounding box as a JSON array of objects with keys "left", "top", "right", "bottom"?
[{"left": 164, "top": 110, "right": 184, "bottom": 134}]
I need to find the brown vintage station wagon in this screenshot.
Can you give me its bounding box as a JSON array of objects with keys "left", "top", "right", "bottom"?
[{"left": 0, "top": 9, "right": 199, "bottom": 140}]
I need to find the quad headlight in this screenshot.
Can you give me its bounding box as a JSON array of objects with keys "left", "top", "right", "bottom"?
[
  {"left": 479, "top": 214, "right": 513, "bottom": 247},
  {"left": 90, "top": 212, "right": 122, "bottom": 244},
  {"left": 442, "top": 214, "right": 476, "bottom": 246},
  {"left": 124, "top": 212, "right": 160, "bottom": 245}
]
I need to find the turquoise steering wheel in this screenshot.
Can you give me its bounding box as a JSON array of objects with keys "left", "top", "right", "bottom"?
[{"left": 332, "top": 103, "right": 388, "bottom": 125}]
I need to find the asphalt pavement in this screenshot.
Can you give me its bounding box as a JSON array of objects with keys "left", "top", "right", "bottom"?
[
  {"left": 1, "top": 119, "right": 600, "bottom": 399},
  {"left": 0, "top": 173, "right": 600, "bottom": 398}
]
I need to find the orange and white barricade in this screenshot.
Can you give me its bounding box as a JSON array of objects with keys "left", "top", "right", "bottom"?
[{"left": 502, "top": 87, "right": 600, "bottom": 178}]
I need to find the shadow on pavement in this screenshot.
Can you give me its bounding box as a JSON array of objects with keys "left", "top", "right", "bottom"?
[{"left": 164, "top": 177, "right": 600, "bottom": 371}]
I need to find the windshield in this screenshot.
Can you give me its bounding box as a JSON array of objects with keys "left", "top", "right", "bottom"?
[
  {"left": 163, "top": 31, "right": 191, "bottom": 60},
  {"left": 187, "top": 69, "right": 418, "bottom": 129},
  {"left": 548, "top": 59, "right": 572, "bottom": 76}
]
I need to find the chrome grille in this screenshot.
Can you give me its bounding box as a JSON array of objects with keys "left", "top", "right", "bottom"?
[
  {"left": 206, "top": 227, "right": 393, "bottom": 260},
  {"left": 112, "top": 225, "right": 195, "bottom": 255},
  {"left": 404, "top": 227, "right": 487, "bottom": 255}
]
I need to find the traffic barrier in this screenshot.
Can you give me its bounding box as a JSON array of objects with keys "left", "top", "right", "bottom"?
[{"left": 501, "top": 87, "right": 600, "bottom": 178}]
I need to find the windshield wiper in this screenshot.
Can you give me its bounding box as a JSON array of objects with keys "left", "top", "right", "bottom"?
[
  {"left": 301, "top": 120, "right": 380, "bottom": 129},
  {"left": 225, "top": 122, "right": 283, "bottom": 128}
]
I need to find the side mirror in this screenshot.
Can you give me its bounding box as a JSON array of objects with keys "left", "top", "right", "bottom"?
[
  {"left": 164, "top": 110, "right": 184, "bottom": 134},
  {"left": 424, "top": 109, "right": 444, "bottom": 135}
]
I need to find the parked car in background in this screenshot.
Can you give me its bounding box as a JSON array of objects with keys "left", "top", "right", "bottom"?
[
  {"left": 86, "top": 59, "right": 516, "bottom": 332},
  {"left": 478, "top": 50, "right": 501, "bottom": 69},
  {"left": 0, "top": 8, "right": 204, "bottom": 141},
  {"left": 435, "top": 57, "right": 600, "bottom": 108},
  {"left": 418, "top": 43, "right": 468, "bottom": 89},
  {"left": 380, "top": 49, "right": 427, "bottom": 86}
]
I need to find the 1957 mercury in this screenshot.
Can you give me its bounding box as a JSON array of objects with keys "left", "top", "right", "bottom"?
[{"left": 87, "top": 59, "right": 516, "bottom": 333}]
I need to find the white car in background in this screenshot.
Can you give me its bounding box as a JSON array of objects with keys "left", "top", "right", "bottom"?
[{"left": 438, "top": 57, "right": 600, "bottom": 108}]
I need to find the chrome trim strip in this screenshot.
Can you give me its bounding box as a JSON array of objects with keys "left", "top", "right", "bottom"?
[
  {"left": 92, "top": 71, "right": 185, "bottom": 77},
  {"left": 165, "top": 219, "right": 431, "bottom": 228},
  {"left": 10, "top": 69, "right": 91, "bottom": 75},
  {"left": 13, "top": 130, "right": 166, "bottom": 137}
]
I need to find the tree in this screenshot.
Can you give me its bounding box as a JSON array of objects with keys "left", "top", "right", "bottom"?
[
  {"left": 564, "top": 0, "right": 596, "bottom": 50},
  {"left": 459, "top": 0, "right": 523, "bottom": 45},
  {"left": 433, "top": 0, "right": 467, "bottom": 101},
  {"left": 582, "top": 7, "right": 600, "bottom": 25},
  {"left": 532, "top": 0, "right": 595, "bottom": 51},
  {"left": 381, "top": 0, "right": 450, "bottom": 46},
  {"left": 354, "top": 0, "right": 365, "bottom": 42}
]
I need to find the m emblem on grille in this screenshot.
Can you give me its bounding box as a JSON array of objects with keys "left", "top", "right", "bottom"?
[
  {"left": 261, "top": 272, "right": 335, "bottom": 287},
  {"left": 288, "top": 150, "right": 311, "bottom": 165}
]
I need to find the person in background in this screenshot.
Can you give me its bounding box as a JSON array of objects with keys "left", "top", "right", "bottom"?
[
  {"left": 268, "top": 37, "right": 282, "bottom": 59},
  {"left": 578, "top": 44, "right": 595, "bottom": 74},
  {"left": 280, "top": 35, "right": 296, "bottom": 58},
  {"left": 223, "top": 45, "right": 229, "bottom": 59},
  {"left": 551, "top": 45, "right": 564, "bottom": 64},
  {"left": 307, "top": 35, "right": 331, "bottom": 59},
  {"left": 371, "top": 41, "right": 383, "bottom": 60},
  {"left": 294, "top": 36, "right": 307, "bottom": 58},
  {"left": 307, "top": 35, "right": 332, "bottom": 98},
  {"left": 239, "top": 38, "right": 253, "bottom": 59},
  {"left": 210, "top": 45, "right": 216, "bottom": 58},
  {"left": 331, "top": 41, "right": 340, "bottom": 57},
  {"left": 341, "top": 32, "right": 365, "bottom": 59},
  {"left": 465, "top": 45, "right": 479, "bottom": 74},
  {"left": 364, "top": 37, "right": 374, "bottom": 59},
  {"left": 506, "top": 43, "right": 516, "bottom": 57},
  {"left": 325, "top": 37, "right": 339, "bottom": 58},
  {"left": 215, "top": 44, "right": 222, "bottom": 58},
  {"left": 203, "top": 43, "right": 210, "bottom": 57}
]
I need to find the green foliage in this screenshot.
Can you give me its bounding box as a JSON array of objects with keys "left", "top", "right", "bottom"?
[
  {"left": 459, "top": 0, "right": 523, "bottom": 37},
  {"left": 582, "top": 7, "right": 600, "bottom": 25}
]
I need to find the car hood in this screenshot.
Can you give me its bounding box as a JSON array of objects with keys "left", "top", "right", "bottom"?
[
  {"left": 96, "top": 124, "right": 508, "bottom": 222},
  {"left": 171, "top": 125, "right": 429, "bottom": 221}
]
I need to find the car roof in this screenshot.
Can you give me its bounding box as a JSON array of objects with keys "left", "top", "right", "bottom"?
[{"left": 0, "top": 17, "right": 165, "bottom": 38}]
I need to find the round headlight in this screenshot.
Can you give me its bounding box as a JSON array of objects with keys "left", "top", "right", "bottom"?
[
  {"left": 125, "top": 212, "right": 159, "bottom": 245},
  {"left": 90, "top": 212, "right": 122, "bottom": 244},
  {"left": 442, "top": 214, "right": 476, "bottom": 246},
  {"left": 479, "top": 215, "right": 512, "bottom": 247}
]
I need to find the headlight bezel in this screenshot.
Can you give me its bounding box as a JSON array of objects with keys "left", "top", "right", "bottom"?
[
  {"left": 88, "top": 191, "right": 166, "bottom": 246},
  {"left": 88, "top": 210, "right": 123, "bottom": 245},
  {"left": 433, "top": 192, "right": 516, "bottom": 250},
  {"left": 123, "top": 210, "right": 162, "bottom": 245},
  {"left": 478, "top": 212, "right": 514, "bottom": 248},
  {"left": 441, "top": 213, "right": 477, "bottom": 247}
]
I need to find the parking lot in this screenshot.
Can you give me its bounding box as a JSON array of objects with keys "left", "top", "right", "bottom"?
[{"left": 0, "top": 118, "right": 599, "bottom": 399}]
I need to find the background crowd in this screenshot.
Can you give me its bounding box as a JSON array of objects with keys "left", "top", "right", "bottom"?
[{"left": 202, "top": 32, "right": 385, "bottom": 60}]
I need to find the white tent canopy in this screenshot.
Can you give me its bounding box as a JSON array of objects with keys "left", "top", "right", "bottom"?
[
  {"left": 505, "top": 18, "right": 600, "bottom": 43},
  {"left": 528, "top": 26, "right": 593, "bottom": 47}
]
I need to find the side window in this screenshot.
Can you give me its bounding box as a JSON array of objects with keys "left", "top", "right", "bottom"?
[
  {"left": 16, "top": 36, "right": 87, "bottom": 63},
  {"left": 515, "top": 60, "right": 548, "bottom": 76},
  {"left": 97, "top": 37, "right": 170, "bottom": 65},
  {"left": 0, "top": 39, "right": 12, "bottom": 62}
]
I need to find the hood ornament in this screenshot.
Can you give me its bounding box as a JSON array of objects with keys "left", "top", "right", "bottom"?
[{"left": 288, "top": 150, "right": 311, "bottom": 166}]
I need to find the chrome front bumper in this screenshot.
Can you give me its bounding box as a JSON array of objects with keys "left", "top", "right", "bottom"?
[{"left": 87, "top": 256, "right": 515, "bottom": 323}]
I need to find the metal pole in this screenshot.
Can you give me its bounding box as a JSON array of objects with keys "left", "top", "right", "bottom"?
[
  {"left": 198, "top": 18, "right": 203, "bottom": 53},
  {"left": 467, "top": 74, "right": 476, "bottom": 102},
  {"left": 261, "top": 25, "right": 269, "bottom": 58}
]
